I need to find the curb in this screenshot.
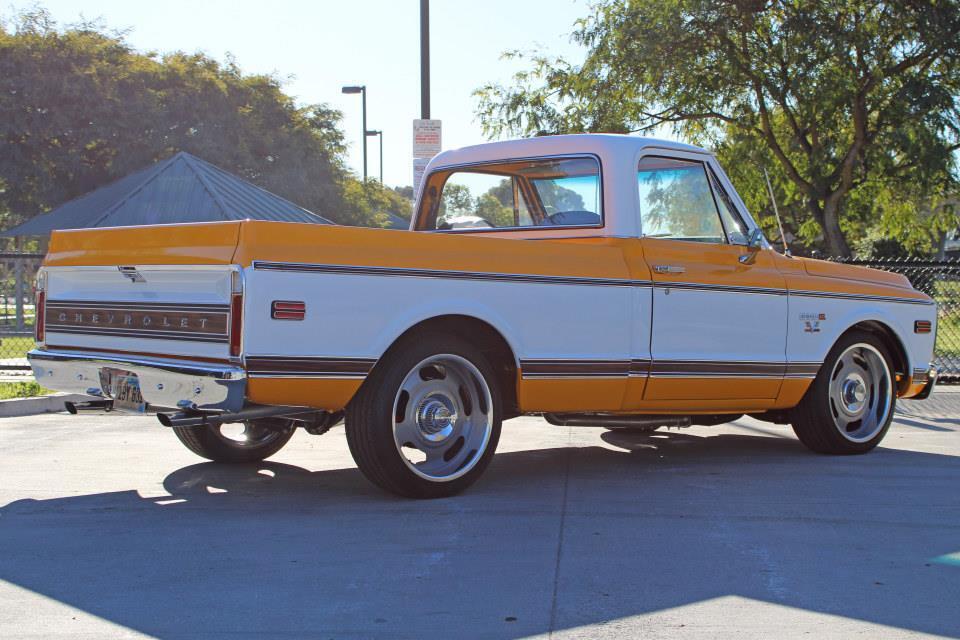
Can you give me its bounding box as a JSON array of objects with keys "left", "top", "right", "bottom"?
[{"left": 0, "top": 393, "right": 96, "bottom": 418}]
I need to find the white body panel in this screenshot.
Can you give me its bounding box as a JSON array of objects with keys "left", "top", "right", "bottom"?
[
  {"left": 242, "top": 268, "right": 647, "bottom": 367},
  {"left": 651, "top": 288, "right": 787, "bottom": 363}
]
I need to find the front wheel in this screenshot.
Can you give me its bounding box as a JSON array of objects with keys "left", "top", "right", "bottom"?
[
  {"left": 345, "top": 334, "right": 502, "bottom": 498},
  {"left": 172, "top": 418, "right": 296, "bottom": 463},
  {"left": 791, "top": 331, "right": 896, "bottom": 454}
]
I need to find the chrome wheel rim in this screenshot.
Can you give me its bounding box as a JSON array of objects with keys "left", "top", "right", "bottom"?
[
  {"left": 392, "top": 354, "right": 493, "bottom": 482},
  {"left": 214, "top": 420, "right": 289, "bottom": 449},
  {"left": 828, "top": 343, "right": 893, "bottom": 443}
]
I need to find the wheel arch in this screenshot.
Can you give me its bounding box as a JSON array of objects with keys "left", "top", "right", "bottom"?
[
  {"left": 836, "top": 319, "right": 911, "bottom": 395},
  {"left": 372, "top": 314, "right": 521, "bottom": 417}
]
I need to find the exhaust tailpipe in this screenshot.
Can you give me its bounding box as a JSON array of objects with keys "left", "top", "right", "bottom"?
[
  {"left": 157, "top": 404, "right": 316, "bottom": 428},
  {"left": 65, "top": 399, "right": 114, "bottom": 414}
]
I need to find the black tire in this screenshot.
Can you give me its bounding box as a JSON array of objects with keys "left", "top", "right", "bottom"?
[
  {"left": 791, "top": 330, "right": 897, "bottom": 454},
  {"left": 172, "top": 418, "right": 296, "bottom": 463},
  {"left": 345, "top": 333, "right": 503, "bottom": 499}
]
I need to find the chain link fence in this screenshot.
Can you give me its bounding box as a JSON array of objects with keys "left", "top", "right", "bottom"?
[
  {"left": 833, "top": 258, "right": 960, "bottom": 383},
  {"left": 0, "top": 253, "right": 43, "bottom": 371}
]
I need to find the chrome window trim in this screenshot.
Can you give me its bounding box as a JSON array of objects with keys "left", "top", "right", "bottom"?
[
  {"left": 635, "top": 154, "right": 730, "bottom": 244},
  {"left": 418, "top": 153, "right": 606, "bottom": 234},
  {"left": 634, "top": 148, "right": 767, "bottom": 246}
]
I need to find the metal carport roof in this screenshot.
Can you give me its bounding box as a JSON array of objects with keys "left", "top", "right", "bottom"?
[{"left": 2, "top": 152, "right": 332, "bottom": 236}]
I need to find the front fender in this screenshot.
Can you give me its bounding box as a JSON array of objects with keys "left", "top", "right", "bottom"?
[{"left": 787, "top": 297, "right": 934, "bottom": 375}]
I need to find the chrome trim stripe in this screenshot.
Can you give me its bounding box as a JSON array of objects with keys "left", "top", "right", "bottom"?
[
  {"left": 651, "top": 360, "right": 820, "bottom": 379},
  {"left": 46, "top": 300, "right": 230, "bottom": 313},
  {"left": 912, "top": 368, "right": 931, "bottom": 383},
  {"left": 253, "top": 261, "right": 640, "bottom": 288},
  {"left": 520, "top": 359, "right": 820, "bottom": 380},
  {"left": 245, "top": 356, "right": 376, "bottom": 378},
  {"left": 789, "top": 289, "right": 934, "bottom": 306},
  {"left": 654, "top": 281, "right": 786, "bottom": 297},
  {"left": 520, "top": 358, "right": 649, "bottom": 379},
  {"left": 45, "top": 326, "right": 230, "bottom": 343},
  {"left": 253, "top": 261, "right": 930, "bottom": 305}
]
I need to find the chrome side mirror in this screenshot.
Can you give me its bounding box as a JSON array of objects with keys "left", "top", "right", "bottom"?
[{"left": 739, "top": 228, "right": 765, "bottom": 264}]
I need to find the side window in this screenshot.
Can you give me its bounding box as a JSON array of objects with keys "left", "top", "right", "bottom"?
[
  {"left": 419, "top": 156, "right": 602, "bottom": 231},
  {"left": 638, "top": 156, "right": 727, "bottom": 243},
  {"left": 437, "top": 173, "right": 525, "bottom": 229}
]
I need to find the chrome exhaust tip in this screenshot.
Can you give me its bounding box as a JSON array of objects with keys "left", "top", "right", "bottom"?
[{"left": 64, "top": 399, "right": 114, "bottom": 414}]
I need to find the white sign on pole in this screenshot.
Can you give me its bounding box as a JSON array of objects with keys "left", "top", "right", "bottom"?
[
  {"left": 412, "top": 119, "right": 441, "bottom": 193},
  {"left": 413, "top": 157, "right": 431, "bottom": 195},
  {"left": 412, "top": 119, "right": 442, "bottom": 158}
]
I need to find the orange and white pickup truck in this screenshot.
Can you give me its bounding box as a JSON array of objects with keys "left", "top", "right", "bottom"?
[{"left": 29, "top": 134, "right": 938, "bottom": 498}]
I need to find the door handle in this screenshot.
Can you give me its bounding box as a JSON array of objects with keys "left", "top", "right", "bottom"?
[{"left": 653, "top": 265, "right": 686, "bottom": 274}]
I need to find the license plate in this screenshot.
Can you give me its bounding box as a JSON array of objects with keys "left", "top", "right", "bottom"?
[{"left": 100, "top": 368, "right": 146, "bottom": 413}]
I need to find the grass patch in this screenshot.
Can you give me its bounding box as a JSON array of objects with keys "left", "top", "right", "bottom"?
[{"left": 0, "top": 381, "right": 52, "bottom": 400}]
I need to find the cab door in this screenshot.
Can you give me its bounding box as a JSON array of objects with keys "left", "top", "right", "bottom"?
[{"left": 636, "top": 155, "right": 788, "bottom": 401}]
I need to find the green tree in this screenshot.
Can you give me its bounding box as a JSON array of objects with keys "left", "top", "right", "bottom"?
[
  {"left": 476, "top": 0, "right": 960, "bottom": 257},
  {"left": 0, "top": 8, "right": 387, "bottom": 229},
  {"left": 439, "top": 183, "right": 474, "bottom": 217},
  {"left": 475, "top": 192, "right": 513, "bottom": 227}
]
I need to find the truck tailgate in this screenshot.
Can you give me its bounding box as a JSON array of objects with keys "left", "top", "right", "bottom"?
[{"left": 40, "top": 222, "right": 243, "bottom": 361}]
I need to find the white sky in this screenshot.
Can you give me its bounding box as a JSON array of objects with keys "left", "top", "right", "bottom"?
[{"left": 4, "top": 0, "right": 602, "bottom": 187}]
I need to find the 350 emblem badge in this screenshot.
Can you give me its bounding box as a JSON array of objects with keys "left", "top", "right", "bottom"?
[{"left": 800, "top": 312, "right": 826, "bottom": 333}]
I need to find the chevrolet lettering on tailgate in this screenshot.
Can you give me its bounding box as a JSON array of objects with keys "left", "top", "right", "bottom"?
[{"left": 28, "top": 135, "right": 938, "bottom": 498}]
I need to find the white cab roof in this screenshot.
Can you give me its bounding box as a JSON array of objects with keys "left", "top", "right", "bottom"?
[{"left": 429, "top": 134, "right": 711, "bottom": 170}]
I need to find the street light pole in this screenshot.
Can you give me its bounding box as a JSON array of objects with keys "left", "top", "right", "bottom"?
[
  {"left": 420, "top": 0, "right": 430, "bottom": 119},
  {"left": 341, "top": 84, "right": 368, "bottom": 181},
  {"left": 366, "top": 129, "right": 383, "bottom": 183}
]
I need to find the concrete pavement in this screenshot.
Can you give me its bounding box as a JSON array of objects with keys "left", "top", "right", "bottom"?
[{"left": 0, "top": 396, "right": 958, "bottom": 639}]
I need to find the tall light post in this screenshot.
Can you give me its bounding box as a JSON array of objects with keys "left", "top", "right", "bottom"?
[
  {"left": 341, "top": 85, "right": 368, "bottom": 180},
  {"left": 420, "top": 0, "right": 430, "bottom": 119},
  {"left": 366, "top": 130, "right": 383, "bottom": 183}
]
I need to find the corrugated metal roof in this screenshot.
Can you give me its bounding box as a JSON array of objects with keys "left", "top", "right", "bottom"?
[{"left": 2, "top": 152, "right": 332, "bottom": 236}]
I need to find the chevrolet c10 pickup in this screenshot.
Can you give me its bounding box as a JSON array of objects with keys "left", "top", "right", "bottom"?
[{"left": 29, "top": 134, "right": 938, "bottom": 498}]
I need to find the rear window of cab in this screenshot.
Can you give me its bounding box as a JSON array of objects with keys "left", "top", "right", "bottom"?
[{"left": 415, "top": 156, "right": 602, "bottom": 232}]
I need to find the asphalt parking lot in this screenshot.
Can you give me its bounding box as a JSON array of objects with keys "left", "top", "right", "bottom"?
[{"left": 1, "top": 394, "right": 958, "bottom": 639}]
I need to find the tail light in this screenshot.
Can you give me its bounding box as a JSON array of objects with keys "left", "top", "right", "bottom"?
[
  {"left": 229, "top": 270, "right": 243, "bottom": 357},
  {"left": 915, "top": 320, "right": 932, "bottom": 334},
  {"left": 35, "top": 270, "right": 47, "bottom": 344}
]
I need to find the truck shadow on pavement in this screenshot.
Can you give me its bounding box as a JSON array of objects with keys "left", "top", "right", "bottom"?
[{"left": 1, "top": 429, "right": 958, "bottom": 639}]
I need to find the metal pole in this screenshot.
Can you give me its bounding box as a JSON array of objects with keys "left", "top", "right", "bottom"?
[
  {"left": 361, "top": 86, "right": 368, "bottom": 181},
  {"left": 420, "top": 0, "right": 430, "bottom": 119},
  {"left": 14, "top": 237, "right": 23, "bottom": 331},
  {"left": 379, "top": 131, "right": 384, "bottom": 183}
]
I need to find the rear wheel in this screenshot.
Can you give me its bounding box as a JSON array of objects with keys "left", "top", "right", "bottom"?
[
  {"left": 172, "top": 418, "right": 296, "bottom": 463},
  {"left": 791, "top": 331, "right": 896, "bottom": 454},
  {"left": 345, "top": 334, "right": 502, "bottom": 499}
]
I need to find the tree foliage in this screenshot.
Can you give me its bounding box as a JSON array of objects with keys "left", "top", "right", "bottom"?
[
  {"left": 475, "top": 0, "right": 960, "bottom": 256},
  {"left": 0, "top": 8, "right": 396, "bottom": 229}
]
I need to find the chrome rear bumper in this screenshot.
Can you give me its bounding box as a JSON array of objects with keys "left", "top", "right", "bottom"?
[{"left": 28, "top": 349, "right": 246, "bottom": 412}]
